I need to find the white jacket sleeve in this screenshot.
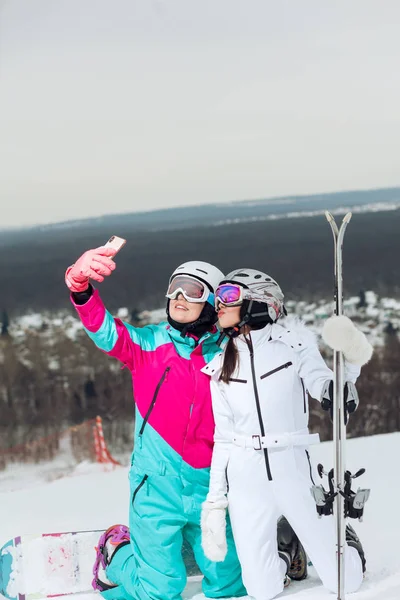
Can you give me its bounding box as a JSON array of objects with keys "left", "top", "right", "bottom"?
[
  {"left": 295, "top": 341, "right": 361, "bottom": 402},
  {"left": 206, "top": 378, "right": 234, "bottom": 504}
]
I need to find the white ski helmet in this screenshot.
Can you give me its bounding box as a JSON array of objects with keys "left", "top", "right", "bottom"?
[
  {"left": 221, "top": 268, "right": 285, "bottom": 323},
  {"left": 169, "top": 261, "right": 224, "bottom": 294}
]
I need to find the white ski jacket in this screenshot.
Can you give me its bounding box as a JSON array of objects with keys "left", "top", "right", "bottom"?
[{"left": 202, "top": 318, "right": 360, "bottom": 504}]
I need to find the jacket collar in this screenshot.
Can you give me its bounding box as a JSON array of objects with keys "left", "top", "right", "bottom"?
[
  {"left": 202, "top": 324, "right": 275, "bottom": 377},
  {"left": 166, "top": 322, "right": 216, "bottom": 348},
  {"left": 235, "top": 323, "right": 273, "bottom": 350}
]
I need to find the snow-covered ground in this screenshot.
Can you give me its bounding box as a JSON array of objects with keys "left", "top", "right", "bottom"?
[{"left": 1, "top": 432, "right": 398, "bottom": 599}]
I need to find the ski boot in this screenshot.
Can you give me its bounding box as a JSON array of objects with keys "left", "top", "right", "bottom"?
[
  {"left": 92, "top": 524, "right": 130, "bottom": 591},
  {"left": 346, "top": 523, "right": 366, "bottom": 573},
  {"left": 277, "top": 516, "right": 308, "bottom": 581}
]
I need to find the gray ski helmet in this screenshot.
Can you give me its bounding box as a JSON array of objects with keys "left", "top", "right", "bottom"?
[{"left": 221, "top": 268, "right": 285, "bottom": 323}]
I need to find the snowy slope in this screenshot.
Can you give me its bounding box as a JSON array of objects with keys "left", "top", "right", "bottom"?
[{"left": 1, "top": 433, "right": 398, "bottom": 600}]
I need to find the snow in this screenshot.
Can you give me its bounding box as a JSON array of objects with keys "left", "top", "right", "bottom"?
[
  {"left": 137, "top": 307, "right": 167, "bottom": 324},
  {"left": 381, "top": 298, "right": 400, "bottom": 311},
  {"left": 213, "top": 202, "right": 400, "bottom": 227},
  {"left": 0, "top": 433, "right": 399, "bottom": 599},
  {"left": 16, "top": 314, "right": 44, "bottom": 330}
]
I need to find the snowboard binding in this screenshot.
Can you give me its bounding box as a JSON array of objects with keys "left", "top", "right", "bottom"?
[{"left": 310, "top": 464, "right": 370, "bottom": 520}]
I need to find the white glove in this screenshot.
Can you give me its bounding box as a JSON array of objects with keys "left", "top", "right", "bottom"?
[
  {"left": 322, "top": 315, "right": 373, "bottom": 366},
  {"left": 201, "top": 499, "right": 228, "bottom": 562}
]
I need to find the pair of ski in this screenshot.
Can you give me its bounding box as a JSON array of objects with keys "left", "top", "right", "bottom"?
[
  {"left": 0, "top": 212, "right": 369, "bottom": 600},
  {"left": 309, "top": 211, "right": 370, "bottom": 600}
]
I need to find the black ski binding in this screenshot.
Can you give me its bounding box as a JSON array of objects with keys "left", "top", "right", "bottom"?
[{"left": 310, "top": 464, "right": 370, "bottom": 520}]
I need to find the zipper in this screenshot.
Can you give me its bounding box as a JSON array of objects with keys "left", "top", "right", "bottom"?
[
  {"left": 260, "top": 361, "right": 293, "bottom": 380},
  {"left": 183, "top": 362, "right": 196, "bottom": 447},
  {"left": 139, "top": 367, "right": 170, "bottom": 435},
  {"left": 245, "top": 335, "right": 272, "bottom": 481},
  {"left": 132, "top": 474, "right": 148, "bottom": 505},
  {"left": 305, "top": 450, "right": 315, "bottom": 485},
  {"left": 301, "top": 379, "right": 307, "bottom": 413}
]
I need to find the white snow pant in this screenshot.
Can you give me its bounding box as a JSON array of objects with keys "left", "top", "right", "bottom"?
[{"left": 226, "top": 444, "right": 363, "bottom": 600}]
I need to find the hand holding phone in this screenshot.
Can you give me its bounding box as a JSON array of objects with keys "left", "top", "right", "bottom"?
[{"left": 65, "top": 236, "right": 126, "bottom": 292}]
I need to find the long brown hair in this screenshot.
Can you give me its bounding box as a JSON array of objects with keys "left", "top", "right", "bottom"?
[
  {"left": 219, "top": 321, "right": 266, "bottom": 383},
  {"left": 219, "top": 337, "right": 239, "bottom": 383}
]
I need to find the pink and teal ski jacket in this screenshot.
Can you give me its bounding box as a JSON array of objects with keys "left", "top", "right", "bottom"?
[{"left": 71, "top": 289, "right": 222, "bottom": 474}]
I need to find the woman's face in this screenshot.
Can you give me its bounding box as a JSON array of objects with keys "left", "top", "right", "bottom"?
[
  {"left": 169, "top": 295, "right": 205, "bottom": 323},
  {"left": 217, "top": 304, "right": 241, "bottom": 329}
]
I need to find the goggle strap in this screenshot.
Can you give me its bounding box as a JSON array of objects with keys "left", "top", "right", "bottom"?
[
  {"left": 206, "top": 292, "right": 215, "bottom": 306},
  {"left": 216, "top": 331, "right": 227, "bottom": 347}
]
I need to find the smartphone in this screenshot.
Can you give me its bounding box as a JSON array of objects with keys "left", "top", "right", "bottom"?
[{"left": 104, "top": 235, "right": 126, "bottom": 255}]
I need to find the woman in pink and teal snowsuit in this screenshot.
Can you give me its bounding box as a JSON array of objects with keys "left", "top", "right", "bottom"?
[{"left": 65, "top": 246, "right": 246, "bottom": 600}]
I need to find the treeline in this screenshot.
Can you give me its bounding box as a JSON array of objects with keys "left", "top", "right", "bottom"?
[
  {"left": 315, "top": 333, "right": 400, "bottom": 441},
  {"left": 0, "top": 319, "right": 399, "bottom": 467},
  {"left": 2, "top": 210, "right": 400, "bottom": 316},
  {"left": 0, "top": 326, "right": 134, "bottom": 467}
]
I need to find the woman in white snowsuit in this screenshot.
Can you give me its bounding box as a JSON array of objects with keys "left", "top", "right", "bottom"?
[{"left": 200, "top": 269, "right": 373, "bottom": 600}]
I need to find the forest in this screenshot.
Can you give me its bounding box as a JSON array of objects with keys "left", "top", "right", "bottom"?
[{"left": 1, "top": 194, "right": 400, "bottom": 466}]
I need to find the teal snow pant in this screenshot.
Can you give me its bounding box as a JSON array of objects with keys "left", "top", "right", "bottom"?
[{"left": 101, "top": 456, "right": 246, "bottom": 600}]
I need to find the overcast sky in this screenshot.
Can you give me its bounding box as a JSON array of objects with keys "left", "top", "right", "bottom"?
[{"left": 0, "top": 0, "right": 399, "bottom": 228}]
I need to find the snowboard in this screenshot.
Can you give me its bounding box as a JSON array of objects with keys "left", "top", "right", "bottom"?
[{"left": 0, "top": 530, "right": 200, "bottom": 600}]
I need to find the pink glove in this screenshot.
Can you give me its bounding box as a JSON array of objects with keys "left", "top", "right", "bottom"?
[{"left": 65, "top": 246, "right": 117, "bottom": 293}]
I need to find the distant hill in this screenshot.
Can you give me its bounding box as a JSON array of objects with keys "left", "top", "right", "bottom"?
[
  {"left": 1, "top": 187, "right": 400, "bottom": 315},
  {"left": 1, "top": 186, "right": 399, "bottom": 238}
]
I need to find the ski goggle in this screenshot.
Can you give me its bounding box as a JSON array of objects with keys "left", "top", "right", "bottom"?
[
  {"left": 215, "top": 282, "right": 283, "bottom": 312},
  {"left": 166, "top": 274, "right": 212, "bottom": 304},
  {"left": 215, "top": 284, "right": 244, "bottom": 308}
]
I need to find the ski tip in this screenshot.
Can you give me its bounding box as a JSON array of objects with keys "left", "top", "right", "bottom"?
[
  {"left": 343, "top": 212, "right": 352, "bottom": 223},
  {"left": 325, "top": 211, "right": 334, "bottom": 222}
]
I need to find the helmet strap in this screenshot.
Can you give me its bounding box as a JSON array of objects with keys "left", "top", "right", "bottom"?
[
  {"left": 216, "top": 298, "right": 278, "bottom": 347},
  {"left": 166, "top": 299, "right": 217, "bottom": 339},
  {"left": 217, "top": 309, "right": 251, "bottom": 346}
]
